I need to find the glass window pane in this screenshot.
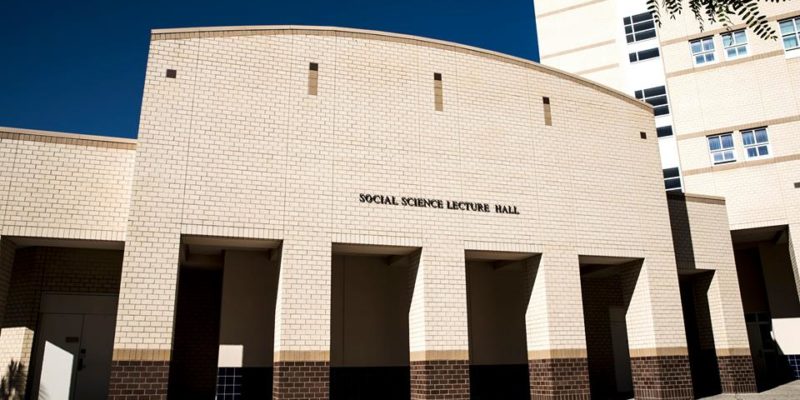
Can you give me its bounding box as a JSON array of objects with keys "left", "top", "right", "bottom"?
[
  {"left": 703, "top": 39, "right": 714, "bottom": 51},
  {"left": 721, "top": 135, "right": 734, "bottom": 148},
  {"left": 709, "top": 137, "right": 721, "bottom": 150},
  {"left": 737, "top": 46, "right": 747, "bottom": 56},
  {"left": 713, "top": 152, "right": 724, "bottom": 162},
  {"left": 758, "top": 146, "right": 769, "bottom": 156},
  {"left": 755, "top": 129, "right": 768, "bottom": 143},
  {"left": 691, "top": 41, "right": 702, "bottom": 53},
  {"left": 725, "top": 150, "right": 735, "bottom": 160},
  {"left": 785, "top": 35, "right": 799, "bottom": 49},
  {"left": 781, "top": 20, "right": 795, "bottom": 35},
  {"left": 695, "top": 55, "right": 705, "bottom": 64},
  {"left": 637, "top": 29, "right": 656, "bottom": 41},
  {"left": 706, "top": 53, "right": 715, "bottom": 62},
  {"left": 735, "top": 30, "right": 746, "bottom": 43},
  {"left": 723, "top": 35, "right": 732, "bottom": 47},
  {"left": 727, "top": 48, "right": 737, "bottom": 58},
  {"left": 742, "top": 132, "right": 754, "bottom": 145},
  {"left": 747, "top": 148, "right": 757, "bottom": 158}
]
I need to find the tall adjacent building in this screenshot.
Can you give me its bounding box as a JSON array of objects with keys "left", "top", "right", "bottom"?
[{"left": 536, "top": 0, "right": 800, "bottom": 390}]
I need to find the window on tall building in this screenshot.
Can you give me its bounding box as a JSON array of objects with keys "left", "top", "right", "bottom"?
[
  {"left": 656, "top": 126, "right": 674, "bottom": 137},
  {"left": 624, "top": 12, "right": 657, "bottom": 43},
  {"left": 663, "top": 167, "right": 682, "bottom": 191},
  {"left": 690, "top": 37, "right": 716, "bottom": 65},
  {"left": 634, "top": 86, "right": 669, "bottom": 116},
  {"left": 742, "top": 127, "right": 770, "bottom": 159},
  {"left": 722, "top": 29, "right": 748, "bottom": 59},
  {"left": 780, "top": 16, "right": 800, "bottom": 52},
  {"left": 708, "top": 133, "right": 736, "bottom": 164},
  {"left": 629, "top": 48, "right": 660, "bottom": 63}
]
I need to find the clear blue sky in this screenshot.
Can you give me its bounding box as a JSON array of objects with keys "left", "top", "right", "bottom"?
[{"left": 0, "top": 0, "right": 540, "bottom": 138}]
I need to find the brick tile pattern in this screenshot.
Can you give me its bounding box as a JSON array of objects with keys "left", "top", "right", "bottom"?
[
  {"left": 717, "top": 355, "right": 757, "bottom": 393},
  {"left": 410, "top": 360, "right": 469, "bottom": 399},
  {"left": 528, "top": 358, "right": 590, "bottom": 399},
  {"left": 108, "top": 360, "right": 170, "bottom": 399},
  {"left": 630, "top": 355, "right": 694, "bottom": 400},
  {"left": 273, "top": 361, "right": 329, "bottom": 399}
]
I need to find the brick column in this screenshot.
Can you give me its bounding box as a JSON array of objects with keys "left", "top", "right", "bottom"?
[
  {"left": 622, "top": 256, "right": 693, "bottom": 400},
  {"left": 272, "top": 238, "right": 331, "bottom": 400},
  {"left": 669, "top": 194, "right": 756, "bottom": 392},
  {"left": 706, "top": 260, "right": 757, "bottom": 393},
  {"left": 525, "top": 250, "right": 590, "bottom": 400},
  {"left": 408, "top": 245, "right": 470, "bottom": 399},
  {"left": 109, "top": 34, "right": 199, "bottom": 399}
]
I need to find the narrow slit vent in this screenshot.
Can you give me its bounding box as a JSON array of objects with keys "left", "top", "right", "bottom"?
[
  {"left": 543, "top": 97, "right": 552, "bottom": 126},
  {"left": 308, "top": 63, "right": 319, "bottom": 95},
  {"left": 434, "top": 73, "right": 443, "bottom": 111},
  {"left": 640, "top": 131, "right": 647, "bottom": 139}
]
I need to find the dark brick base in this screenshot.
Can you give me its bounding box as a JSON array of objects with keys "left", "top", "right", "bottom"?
[
  {"left": 528, "top": 358, "right": 590, "bottom": 399},
  {"left": 273, "top": 361, "right": 329, "bottom": 399},
  {"left": 718, "top": 355, "right": 757, "bottom": 393},
  {"left": 410, "top": 359, "right": 469, "bottom": 399},
  {"left": 630, "top": 355, "right": 694, "bottom": 400},
  {"left": 108, "top": 360, "right": 170, "bottom": 399}
]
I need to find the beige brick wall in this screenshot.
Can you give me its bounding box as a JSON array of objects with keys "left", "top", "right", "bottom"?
[
  {"left": 0, "top": 128, "right": 136, "bottom": 241},
  {"left": 109, "top": 26, "right": 688, "bottom": 365},
  {"left": 668, "top": 194, "right": 750, "bottom": 352}
]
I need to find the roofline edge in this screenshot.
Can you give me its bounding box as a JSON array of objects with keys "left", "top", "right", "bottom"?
[{"left": 149, "top": 25, "right": 652, "bottom": 113}]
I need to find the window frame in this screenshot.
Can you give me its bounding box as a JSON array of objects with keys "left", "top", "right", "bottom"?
[
  {"left": 629, "top": 47, "right": 661, "bottom": 63},
  {"left": 690, "top": 36, "right": 717, "bottom": 66},
  {"left": 741, "top": 127, "right": 771, "bottom": 160},
  {"left": 624, "top": 12, "right": 657, "bottom": 44},
  {"left": 722, "top": 29, "right": 749, "bottom": 60},
  {"left": 707, "top": 133, "right": 736, "bottom": 165},
  {"left": 663, "top": 167, "right": 682, "bottom": 191},
  {"left": 779, "top": 16, "right": 800, "bottom": 53},
  {"left": 634, "top": 86, "right": 670, "bottom": 116}
]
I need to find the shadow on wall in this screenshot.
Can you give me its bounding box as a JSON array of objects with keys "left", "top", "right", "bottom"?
[{"left": 0, "top": 360, "right": 27, "bottom": 400}]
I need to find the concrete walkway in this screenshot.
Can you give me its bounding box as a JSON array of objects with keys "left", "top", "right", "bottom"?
[{"left": 701, "top": 381, "right": 800, "bottom": 399}]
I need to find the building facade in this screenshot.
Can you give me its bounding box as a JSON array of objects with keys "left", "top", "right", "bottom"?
[
  {"left": 0, "top": 25, "right": 765, "bottom": 400},
  {"left": 535, "top": 0, "right": 800, "bottom": 392}
]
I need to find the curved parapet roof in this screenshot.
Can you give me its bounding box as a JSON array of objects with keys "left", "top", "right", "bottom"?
[{"left": 150, "top": 25, "right": 651, "bottom": 113}]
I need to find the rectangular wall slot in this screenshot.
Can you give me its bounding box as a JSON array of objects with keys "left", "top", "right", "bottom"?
[
  {"left": 543, "top": 97, "right": 552, "bottom": 126},
  {"left": 434, "top": 73, "right": 443, "bottom": 111},
  {"left": 166, "top": 69, "right": 177, "bottom": 79},
  {"left": 308, "top": 63, "right": 319, "bottom": 95}
]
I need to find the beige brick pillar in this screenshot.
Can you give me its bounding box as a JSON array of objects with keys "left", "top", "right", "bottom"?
[
  {"left": 704, "top": 269, "right": 757, "bottom": 393},
  {"left": 108, "top": 35, "right": 199, "bottom": 399},
  {"left": 525, "top": 249, "right": 590, "bottom": 400},
  {"left": 272, "top": 236, "right": 331, "bottom": 400},
  {"left": 409, "top": 243, "right": 470, "bottom": 400},
  {"left": 668, "top": 193, "right": 756, "bottom": 392},
  {"left": 622, "top": 254, "right": 694, "bottom": 400}
]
